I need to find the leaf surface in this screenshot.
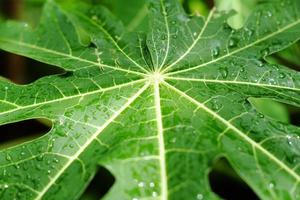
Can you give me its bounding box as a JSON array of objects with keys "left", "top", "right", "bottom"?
[{"left": 0, "top": 0, "right": 300, "bottom": 200}]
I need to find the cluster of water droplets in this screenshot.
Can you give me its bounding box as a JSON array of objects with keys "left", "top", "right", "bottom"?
[{"left": 131, "top": 180, "right": 158, "bottom": 200}]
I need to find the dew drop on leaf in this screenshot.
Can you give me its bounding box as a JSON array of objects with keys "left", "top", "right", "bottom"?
[
  {"left": 268, "top": 78, "right": 277, "bottom": 85},
  {"left": 38, "top": 158, "right": 45, "bottom": 165},
  {"left": 5, "top": 154, "right": 12, "bottom": 161},
  {"left": 91, "top": 15, "right": 98, "bottom": 21},
  {"left": 196, "top": 193, "right": 204, "bottom": 200},
  {"left": 228, "top": 38, "right": 237, "bottom": 48},
  {"left": 152, "top": 191, "right": 158, "bottom": 197},
  {"left": 279, "top": 72, "right": 286, "bottom": 79},
  {"left": 149, "top": 182, "right": 155, "bottom": 188},
  {"left": 59, "top": 117, "right": 65, "bottom": 125},
  {"left": 267, "top": 11, "right": 272, "bottom": 17},
  {"left": 169, "top": 137, "right": 177, "bottom": 143},
  {"left": 14, "top": 164, "right": 20, "bottom": 169},
  {"left": 138, "top": 182, "right": 145, "bottom": 188},
  {"left": 257, "top": 61, "right": 264, "bottom": 67},
  {"left": 2, "top": 169, "right": 7, "bottom": 176},
  {"left": 276, "top": 20, "right": 282, "bottom": 25},
  {"left": 219, "top": 67, "right": 228, "bottom": 78},
  {"left": 212, "top": 47, "right": 220, "bottom": 57},
  {"left": 261, "top": 48, "right": 269, "bottom": 57}
]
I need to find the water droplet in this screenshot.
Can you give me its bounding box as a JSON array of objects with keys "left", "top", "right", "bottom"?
[
  {"left": 213, "top": 104, "right": 219, "bottom": 110},
  {"left": 267, "top": 11, "right": 272, "bottom": 17},
  {"left": 261, "top": 48, "right": 269, "bottom": 57},
  {"left": 14, "top": 164, "right": 20, "bottom": 169},
  {"left": 286, "top": 135, "right": 293, "bottom": 145},
  {"left": 92, "top": 15, "right": 98, "bottom": 21},
  {"left": 196, "top": 193, "right": 204, "bottom": 200},
  {"left": 115, "top": 35, "right": 120, "bottom": 40},
  {"left": 193, "top": 32, "right": 197, "bottom": 37},
  {"left": 172, "top": 35, "right": 177, "bottom": 39},
  {"left": 219, "top": 67, "right": 228, "bottom": 78},
  {"left": 132, "top": 198, "right": 138, "bottom": 200},
  {"left": 138, "top": 182, "right": 145, "bottom": 188},
  {"left": 212, "top": 100, "right": 222, "bottom": 111},
  {"left": 273, "top": 65, "right": 280, "bottom": 71},
  {"left": 276, "top": 20, "right": 282, "bottom": 25},
  {"left": 279, "top": 73, "right": 286, "bottom": 79},
  {"left": 259, "top": 114, "right": 264, "bottom": 118},
  {"left": 268, "top": 78, "right": 277, "bottom": 85},
  {"left": 4, "top": 86, "right": 8, "bottom": 90},
  {"left": 257, "top": 61, "right": 264, "bottom": 67},
  {"left": 212, "top": 47, "right": 220, "bottom": 57},
  {"left": 37, "top": 155, "right": 44, "bottom": 161},
  {"left": 170, "top": 137, "right": 177, "bottom": 143},
  {"left": 171, "top": 21, "right": 176, "bottom": 25},
  {"left": 228, "top": 38, "right": 237, "bottom": 48},
  {"left": 152, "top": 191, "right": 158, "bottom": 197},
  {"left": 269, "top": 182, "right": 274, "bottom": 189},
  {"left": 2, "top": 169, "right": 7, "bottom": 176},
  {"left": 59, "top": 117, "right": 65, "bottom": 125},
  {"left": 20, "top": 152, "right": 25, "bottom": 156},
  {"left": 149, "top": 182, "right": 155, "bottom": 188},
  {"left": 47, "top": 170, "right": 51, "bottom": 174},
  {"left": 3, "top": 184, "right": 8, "bottom": 189},
  {"left": 5, "top": 154, "right": 12, "bottom": 161}
]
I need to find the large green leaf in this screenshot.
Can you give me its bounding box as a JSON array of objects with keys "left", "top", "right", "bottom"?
[{"left": 0, "top": 0, "right": 300, "bottom": 199}]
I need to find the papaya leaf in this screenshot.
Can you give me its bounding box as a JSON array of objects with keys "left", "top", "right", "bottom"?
[{"left": 0, "top": 0, "right": 300, "bottom": 199}]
